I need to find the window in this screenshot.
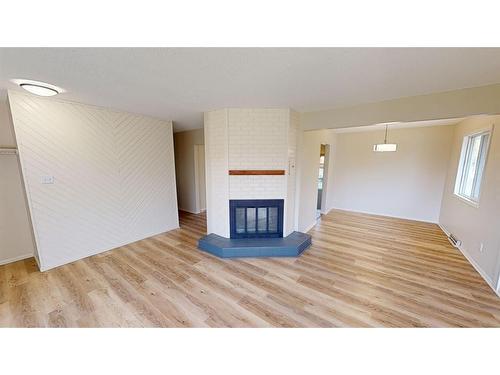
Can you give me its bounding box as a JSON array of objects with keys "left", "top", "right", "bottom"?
[{"left": 454, "top": 130, "right": 490, "bottom": 204}]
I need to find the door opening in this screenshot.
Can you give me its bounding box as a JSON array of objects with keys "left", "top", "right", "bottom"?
[
  {"left": 194, "top": 144, "right": 206, "bottom": 213},
  {"left": 316, "top": 144, "right": 330, "bottom": 219}
]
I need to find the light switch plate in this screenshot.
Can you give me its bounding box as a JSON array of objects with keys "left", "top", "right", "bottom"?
[{"left": 41, "top": 175, "right": 55, "bottom": 184}]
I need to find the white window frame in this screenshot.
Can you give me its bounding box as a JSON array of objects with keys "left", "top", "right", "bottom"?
[{"left": 453, "top": 128, "right": 492, "bottom": 207}]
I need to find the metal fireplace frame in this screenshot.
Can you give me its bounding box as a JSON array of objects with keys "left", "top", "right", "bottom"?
[{"left": 229, "top": 199, "right": 284, "bottom": 239}]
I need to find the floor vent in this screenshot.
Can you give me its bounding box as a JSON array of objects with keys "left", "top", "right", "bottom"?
[{"left": 448, "top": 233, "right": 462, "bottom": 248}]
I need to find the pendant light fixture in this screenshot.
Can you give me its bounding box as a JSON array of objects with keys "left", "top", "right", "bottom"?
[{"left": 373, "top": 124, "right": 397, "bottom": 152}]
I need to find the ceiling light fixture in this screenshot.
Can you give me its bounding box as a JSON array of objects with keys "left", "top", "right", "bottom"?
[
  {"left": 373, "top": 124, "right": 397, "bottom": 152},
  {"left": 11, "top": 79, "right": 63, "bottom": 97}
]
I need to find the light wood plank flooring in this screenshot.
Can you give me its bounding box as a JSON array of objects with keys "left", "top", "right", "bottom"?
[{"left": 1, "top": 209, "right": 500, "bottom": 327}]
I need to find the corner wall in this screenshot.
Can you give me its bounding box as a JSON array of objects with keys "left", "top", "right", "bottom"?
[
  {"left": 204, "top": 109, "right": 230, "bottom": 237},
  {"left": 174, "top": 128, "right": 204, "bottom": 213},
  {"left": 0, "top": 93, "right": 35, "bottom": 265},
  {"left": 8, "top": 91, "right": 179, "bottom": 271},
  {"left": 295, "top": 129, "right": 336, "bottom": 233},
  {"left": 439, "top": 115, "right": 500, "bottom": 290},
  {"left": 285, "top": 110, "right": 299, "bottom": 235}
]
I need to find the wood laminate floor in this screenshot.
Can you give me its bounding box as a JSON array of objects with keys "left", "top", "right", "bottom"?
[{"left": 1, "top": 209, "right": 500, "bottom": 327}]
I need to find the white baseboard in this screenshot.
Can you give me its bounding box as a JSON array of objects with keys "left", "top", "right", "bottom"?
[
  {"left": 302, "top": 220, "right": 318, "bottom": 234},
  {"left": 438, "top": 223, "right": 499, "bottom": 297},
  {"left": 178, "top": 207, "right": 201, "bottom": 214},
  {"left": 320, "top": 207, "right": 332, "bottom": 215},
  {"left": 330, "top": 206, "right": 438, "bottom": 224},
  {"left": 0, "top": 253, "right": 33, "bottom": 266},
  {"left": 39, "top": 224, "right": 180, "bottom": 272}
]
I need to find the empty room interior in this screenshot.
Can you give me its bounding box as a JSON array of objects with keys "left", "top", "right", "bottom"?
[{"left": 2, "top": 48, "right": 500, "bottom": 328}]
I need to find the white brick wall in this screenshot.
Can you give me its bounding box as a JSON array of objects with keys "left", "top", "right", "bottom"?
[
  {"left": 227, "top": 108, "right": 287, "bottom": 170},
  {"left": 228, "top": 108, "right": 288, "bottom": 199},
  {"left": 204, "top": 108, "right": 299, "bottom": 237},
  {"left": 229, "top": 175, "right": 285, "bottom": 199}
]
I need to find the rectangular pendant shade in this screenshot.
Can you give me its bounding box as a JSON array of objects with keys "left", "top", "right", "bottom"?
[{"left": 373, "top": 143, "right": 397, "bottom": 152}]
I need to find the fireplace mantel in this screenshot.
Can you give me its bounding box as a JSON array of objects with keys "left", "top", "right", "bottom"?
[{"left": 228, "top": 170, "right": 285, "bottom": 175}]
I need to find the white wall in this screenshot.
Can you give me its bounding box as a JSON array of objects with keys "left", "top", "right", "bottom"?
[
  {"left": 8, "top": 91, "right": 179, "bottom": 271},
  {"left": 439, "top": 115, "right": 500, "bottom": 290},
  {"left": 173, "top": 128, "right": 204, "bottom": 213},
  {"left": 295, "top": 129, "right": 336, "bottom": 233},
  {"left": 285, "top": 110, "right": 299, "bottom": 235},
  {"left": 329, "top": 125, "right": 455, "bottom": 222},
  {"left": 0, "top": 94, "right": 36, "bottom": 265},
  {"left": 194, "top": 144, "right": 206, "bottom": 212},
  {"left": 204, "top": 109, "right": 230, "bottom": 237}
]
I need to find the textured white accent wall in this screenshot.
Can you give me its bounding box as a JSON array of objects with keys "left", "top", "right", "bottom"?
[
  {"left": 8, "top": 91, "right": 179, "bottom": 271},
  {"left": 204, "top": 109, "right": 229, "bottom": 237}
]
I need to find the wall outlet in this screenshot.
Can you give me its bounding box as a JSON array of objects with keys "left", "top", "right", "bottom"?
[
  {"left": 41, "top": 175, "right": 55, "bottom": 184},
  {"left": 479, "top": 243, "right": 484, "bottom": 253}
]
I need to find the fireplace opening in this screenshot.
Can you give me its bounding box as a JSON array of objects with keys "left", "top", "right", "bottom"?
[{"left": 229, "top": 199, "right": 284, "bottom": 239}]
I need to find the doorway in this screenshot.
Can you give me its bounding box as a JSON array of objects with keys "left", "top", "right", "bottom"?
[
  {"left": 316, "top": 144, "right": 330, "bottom": 219},
  {"left": 194, "top": 144, "right": 206, "bottom": 213}
]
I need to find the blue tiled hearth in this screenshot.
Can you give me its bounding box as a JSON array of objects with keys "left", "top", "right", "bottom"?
[
  {"left": 198, "top": 231, "right": 311, "bottom": 258},
  {"left": 198, "top": 199, "right": 312, "bottom": 258}
]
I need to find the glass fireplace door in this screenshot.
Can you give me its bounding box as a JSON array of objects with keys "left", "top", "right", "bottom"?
[{"left": 230, "top": 199, "right": 284, "bottom": 239}]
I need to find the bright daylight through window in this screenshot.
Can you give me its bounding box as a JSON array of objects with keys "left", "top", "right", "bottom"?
[{"left": 454, "top": 130, "right": 491, "bottom": 204}]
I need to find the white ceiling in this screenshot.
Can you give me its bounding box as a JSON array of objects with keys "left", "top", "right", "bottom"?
[{"left": 1, "top": 48, "right": 500, "bottom": 132}]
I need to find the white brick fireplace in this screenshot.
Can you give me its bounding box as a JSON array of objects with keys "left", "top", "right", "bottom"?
[{"left": 204, "top": 108, "right": 299, "bottom": 238}]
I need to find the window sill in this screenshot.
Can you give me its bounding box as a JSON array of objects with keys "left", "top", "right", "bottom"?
[{"left": 453, "top": 193, "right": 480, "bottom": 208}]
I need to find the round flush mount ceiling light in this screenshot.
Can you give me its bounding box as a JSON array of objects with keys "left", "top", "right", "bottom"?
[{"left": 11, "top": 79, "right": 64, "bottom": 97}]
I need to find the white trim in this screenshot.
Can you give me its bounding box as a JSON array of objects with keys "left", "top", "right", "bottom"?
[
  {"left": 178, "top": 207, "right": 201, "bottom": 214},
  {"left": 302, "top": 220, "right": 318, "bottom": 234},
  {"left": 0, "top": 147, "right": 18, "bottom": 155},
  {"left": 0, "top": 253, "right": 33, "bottom": 266},
  {"left": 452, "top": 193, "right": 480, "bottom": 208},
  {"left": 329, "top": 206, "right": 438, "bottom": 224},
  {"left": 497, "top": 274, "right": 500, "bottom": 295},
  {"left": 193, "top": 144, "right": 206, "bottom": 213},
  {"left": 320, "top": 144, "right": 331, "bottom": 213},
  {"left": 7, "top": 93, "right": 43, "bottom": 268},
  {"left": 453, "top": 126, "right": 493, "bottom": 206},
  {"left": 37, "top": 226, "right": 179, "bottom": 271},
  {"left": 320, "top": 206, "right": 334, "bottom": 215},
  {"left": 438, "top": 223, "right": 499, "bottom": 297},
  {"left": 321, "top": 206, "right": 335, "bottom": 215},
  {"left": 193, "top": 145, "right": 201, "bottom": 214}
]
